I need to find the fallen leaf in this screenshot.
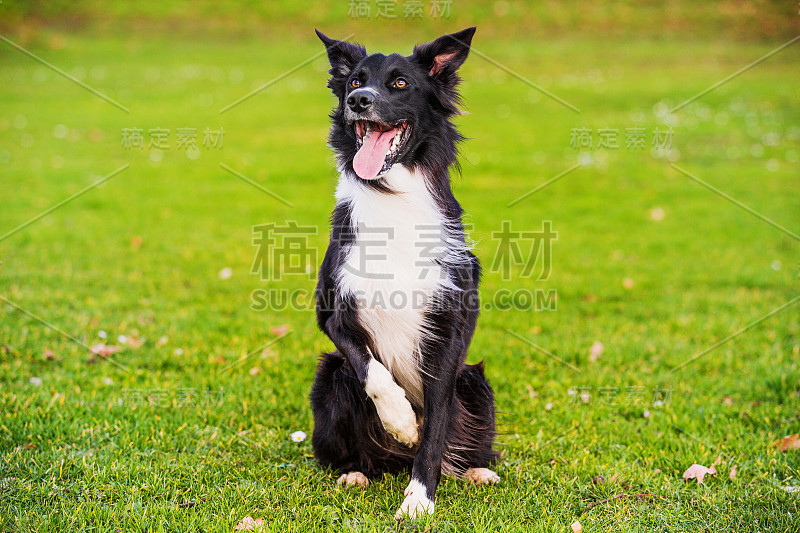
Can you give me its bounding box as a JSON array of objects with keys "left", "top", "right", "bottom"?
[
  {"left": 234, "top": 516, "right": 265, "bottom": 531},
  {"left": 571, "top": 521, "right": 583, "bottom": 533},
  {"left": 589, "top": 341, "right": 604, "bottom": 362},
  {"left": 650, "top": 207, "right": 665, "bottom": 221},
  {"left": 269, "top": 324, "right": 289, "bottom": 336},
  {"left": 609, "top": 473, "right": 618, "bottom": 483},
  {"left": 683, "top": 463, "right": 716, "bottom": 484},
  {"left": 249, "top": 367, "right": 260, "bottom": 376},
  {"left": 233, "top": 516, "right": 266, "bottom": 531},
  {"left": 126, "top": 335, "right": 144, "bottom": 349},
  {"left": 89, "top": 343, "right": 124, "bottom": 357},
  {"left": 729, "top": 464, "right": 737, "bottom": 480},
  {"left": 43, "top": 349, "right": 55, "bottom": 360},
  {"left": 772, "top": 433, "right": 800, "bottom": 452},
  {"left": 622, "top": 277, "right": 635, "bottom": 290},
  {"left": 131, "top": 236, "right": 143, "bottom": 249}
]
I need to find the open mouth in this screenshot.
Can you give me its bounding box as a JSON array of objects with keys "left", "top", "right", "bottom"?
[{"left": 352, "top": 119, "right": 411, "bottom": 180}]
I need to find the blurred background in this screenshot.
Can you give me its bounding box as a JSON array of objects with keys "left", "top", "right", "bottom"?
[{"left": 1, "top": 1, "right": 798, "bottom": 531}]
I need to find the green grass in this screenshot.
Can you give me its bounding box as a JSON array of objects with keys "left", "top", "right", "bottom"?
[{"left": 1, "top": 29, "right": 799, "bottom": 532}]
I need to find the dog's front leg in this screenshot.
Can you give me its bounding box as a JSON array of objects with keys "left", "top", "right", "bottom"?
[
  {"left": 395, "top": 333, "right": 463, "bottom": 521},
  {"left": 324, "top": 316, "right": 419, "bottom": 447}
]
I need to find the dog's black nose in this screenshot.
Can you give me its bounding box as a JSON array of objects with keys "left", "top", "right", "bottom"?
[{"left": 347, "top": 89, "right": 374, "bottom": 113}]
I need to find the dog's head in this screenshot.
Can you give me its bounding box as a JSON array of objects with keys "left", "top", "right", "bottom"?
[{"left": 316, "top": 28, "right": 476, "bottom": 183}]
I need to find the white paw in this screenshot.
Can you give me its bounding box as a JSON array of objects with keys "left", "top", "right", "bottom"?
[
  {"left": 365, "top": 360, "right": 419, "bottom": 447},
  {"left": 336, "top": 471, "right": 369, "bottom": 488},
  {"left": 394, "top": 479, "right": 434, "bottom": 521},
  {"left": 464, "top": 468, "right": 500, "bottom": 485}
]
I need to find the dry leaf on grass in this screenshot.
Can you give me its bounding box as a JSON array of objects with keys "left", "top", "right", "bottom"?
[
  {"left": 729, "top": 464, "right": 737, "bottom": 480},
  {"left": 269, "top": 324, "right": 289, "bottom": 336},
  {"left": 589, "top": 341, "right": 604, "bottom": 362},
  {"left": 234, "top": 516, "right": 265, "bottom": 531},
  {"left": 772, "top": 433, "right": 800, "bottom": 452},
  {"left": 683, "top": 463, "right": 716, "bottom": 484},
  {"left": 89, "top": 343, "right": 124, "bottom": 357},
  {"left": 571, "top": 521, "right": 582, "bottom": 533},
  {"left": 125, "top": 335, "right": 144, "bottom": 349}
]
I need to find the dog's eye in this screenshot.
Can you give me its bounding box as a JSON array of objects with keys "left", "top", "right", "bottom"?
[
  {"left": 350, "top": 79, "right": 361, "bottom": 88},
  {"left": 393, "top": 78, "right": 408, "bottom": 89}
]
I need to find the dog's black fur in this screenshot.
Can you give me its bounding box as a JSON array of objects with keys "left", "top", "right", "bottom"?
[{"left": 310, "top": 27, "right": 497, "bottom": 517}]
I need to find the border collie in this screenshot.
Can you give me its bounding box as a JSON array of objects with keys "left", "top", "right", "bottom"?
[{"left": 310, "top": 27, "right": 498, "bottom": 521}]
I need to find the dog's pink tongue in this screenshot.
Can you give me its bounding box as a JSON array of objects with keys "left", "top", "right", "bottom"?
[{"left": 353, "top": 128, "right": 396, "bottom": 180}]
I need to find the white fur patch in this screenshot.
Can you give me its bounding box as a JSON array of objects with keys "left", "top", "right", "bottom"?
[
  {"left": 336, "top": 165, "right": 466, "bottom": 407},
  {"left": 395, "top": 479, "right": 434, "bottom": 520},
  {"left": 464, "top": 468, "right": 500, "bottom": 485},
  {"left": 364, "top": 359, "right": 419, "bottom": 447}
]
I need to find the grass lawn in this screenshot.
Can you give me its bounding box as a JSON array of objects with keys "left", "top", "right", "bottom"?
[{"left": 1, "top": 31, "right": 799, "bottom": 532}]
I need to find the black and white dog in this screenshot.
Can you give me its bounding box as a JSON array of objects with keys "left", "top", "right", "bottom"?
[{"left": 310, "top": 27, "right": 498, "bottom": 520}]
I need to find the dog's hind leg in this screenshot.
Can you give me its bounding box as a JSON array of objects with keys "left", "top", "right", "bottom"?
[
  {"left": 311, "top": 351, "right": 415, "bottom": 481},
  {"left": 442, "top": 362, "right": 500, "bottom": 483}
]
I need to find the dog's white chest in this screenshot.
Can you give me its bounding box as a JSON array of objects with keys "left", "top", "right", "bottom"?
[{"left": 335, "top": 166, "right": 449, "bottom": 406}]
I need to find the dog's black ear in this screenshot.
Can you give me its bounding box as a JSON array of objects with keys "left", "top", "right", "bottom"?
[
  {"left": 410, "top": 27, "right": 476, "bottom": 81},
  {"left": 315, "top": 30, "right": 367, "bottom": 98}
]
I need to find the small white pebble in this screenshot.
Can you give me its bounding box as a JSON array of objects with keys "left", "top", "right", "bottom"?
[
  {"left": 545, "top": 402, "right": 553, "bottom": 410},
  {"left": 291, "top": 431, "right": 306, "bottom": 443},
  {"left": 29, "top": 377, "right": 42, "bottom": 386},
  {"left": 218, "top": 267, "right": 233, "bottom": 280},
  {"left": 571, "top": 520, "right": 583, "bottom": 533},
  {"left": 98, "top": 330, "right": 107, "bottom": 339}
]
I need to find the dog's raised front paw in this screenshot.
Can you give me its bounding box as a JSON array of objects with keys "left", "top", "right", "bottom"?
[
  {"left": 394, "top": 479, "right": 434, "bottom": 521},
  {"left": 336, "top": 471, "right": 369, "bottom": 488},
  {"left": 365, "top": 360, "right": 420, "bottom": 447},
  {"left": 381, "top": 403, "right": 419, "bottom": 447}
]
